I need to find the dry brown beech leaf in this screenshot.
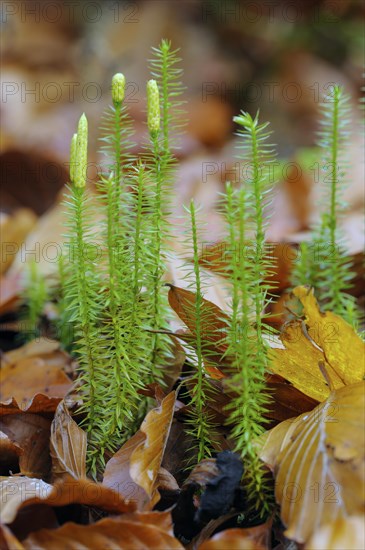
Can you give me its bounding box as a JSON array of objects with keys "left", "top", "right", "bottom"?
[
  {"left": 103, "top": 429, "right": 149, "bottom": 509},
  {"left": 104, "top": 404, "right": 181, "bottom": 507},
  {"left": 306, "top": 515, "right": 365, "bottom": 550},
  {"left": 259, "top": 381, "right": 365, "bottom": 544},
  {"left": 0, "top": 394, "right": 64, "bottom": 417},
  {"left": 130, "top": 391, "right": 176, "bottom": 510},
  {"left": 22, "top": 514, "right": 184, "bottom": 550},
  {"left": 156, "top": 466, "right": 180, "bottom": 492},
  {"left": 1, "top": 339, "right": 73, "bottom": 410},
  {"left": 0, "top": 430, "right": 23, "bottom": 472},
  {"left": 167, "top": 285, "right": 231, "bottom": 377},
  {"left": 50, "top": 400, "right": 87, "bottom": 481},
  {"left": 0, "top": 475, "right": 136, "bottom": 525},
  {"left": 0, "top": 414, "right": 51, "bottom": 478},
  {"left": 3, "top": 338, "right": 60, "bottom": 364},
  {"left": 198, "top": 241, "right": 294, "bottom": 293}
]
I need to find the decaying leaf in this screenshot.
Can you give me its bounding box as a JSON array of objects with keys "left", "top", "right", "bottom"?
[
  {"left": 167, "top": 284, "right": 231, "bottom": 376},
  {"left": 293, "top": 286, "right": 365, "bottom": 385},
  {"left": 156, "top": 466, "right": 180, "bottom": 492},
  {"left": 259, "top": 381, "right": 365, "bottom": 544},
  {"left": 167, "top": 285, "right": 230, "bottom": 345},
  {"left": 269, "top": 320, "right": 341, "bottom": 402},
  {"left": 0, "top": 339, "right": 73, "bottom": 410},
  {"left": 103, "top": 430, "right": 149, "bottom": 510},
  {"left": 0, "top": 430, "right": 23, "bottom": 472},
  {"left": 3, "top": 339, "right": 60, "bottom": 363},
  {"left": 269, "top": 287, "right": 365, "bottom": 401},
  {"left": 130, "top": 391, "right": 176, "bottom": 509},
  {"left": 306, "top": 515, "right": 365, "bottom": 550},
  {"left": 50, "top": 400, "right": 87, "bottom": 481},
  {"left": 0, "top": 475, "right": 135, "bottom": 525},
  {"left": 199, "top": 240, "right": 294, "bottom": 293},
  {"left": 0, "top": 414, "right": 51, "bottom": 478},
  {"left": 104, "top": 392, "right": 176, "bottom": 510},
  {"left": 0, "top": 394, "right": 64, "bottom": 417},
  {"left": 22, "top": 513, "right": 184, "bottom": 550},
  {"left": 0, "top": 477, "right": 53, "bottom": 525}
]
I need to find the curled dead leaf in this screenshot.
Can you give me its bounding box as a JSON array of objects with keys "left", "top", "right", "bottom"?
[
  {"left": 0, "top": 413, "right": 51, "bottom": 478},
  {"left": 130, "top": 391, "right": 176, "bottom": 509},
  {"left": 259, "top": 381, "right": 365, "bottom": 543},
  {"left": 104, "top": 392, "right": 176, "bottom": 511},
  {"left": 103, "top": 430, "right": 149, "bottom": 510},
  {"left": 0, "top": 430, "right": 23, "bottom": 472},
  {"left": 22, "top": 513, "right": 184, "bottom": 550},
  {"left": 0, "top": 394, "right": 64, "bottom": 417},
  {"left": 50, "top": 400, "right": 86, "bottom": 481},
  {"left": 0, "top": 475, "right": 135, "bottom": 525}
]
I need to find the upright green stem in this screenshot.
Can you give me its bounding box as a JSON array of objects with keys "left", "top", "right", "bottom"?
[
  {"left": 190, "top": 201, "right": 206, "bottom": 461},
  {"left": 327, "top": 89, "right": 340, "bottom": 308},
  {"left": 113, "top": 103, "right": 122, "bottom": 226},
  {"left": 73, "top": 187, "right": 96, "bottom": 434},
  {"left": 150, "top": 134, "right": 164, "bottom": 370},
  {"left": 251, "top": 126, "right": 265, "bottom": 350}
]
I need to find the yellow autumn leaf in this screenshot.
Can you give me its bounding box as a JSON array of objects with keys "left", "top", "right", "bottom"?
[
  {"left": 269, "top": 287, "right": 364, "bottom": 401},
  {"left": 259, "top": 381, "right": 365, "bottom": 544},
  {"left": 293, "top": 286, "right": 365, "bottom": 386},
  {"left": 306, "top": 516, "right": 365, "bottom": 550}
]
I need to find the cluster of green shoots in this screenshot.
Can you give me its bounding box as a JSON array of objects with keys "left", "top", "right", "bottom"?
[
  {"left": 60, "top": 40, "right": 184, "bottom": 476},
  {"left": 22, "top": 41, "right": 360, "bottom": 516},
  {"left": 291, "top": 85, "right": 360, "bottom": 326},
  {"left": 170, "top": 111, "right": 275, "bottom": 515}
]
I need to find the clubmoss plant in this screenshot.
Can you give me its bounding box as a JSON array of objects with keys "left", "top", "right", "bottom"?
[
  {"left": 182, "top": 200, "right": 217, "bottom": 462},
  {"left": 150, "top": 39, "right": 185, "bottom": 153},
  {"left": 292, "top": 85, "right": 359, "bottom": 326},
  {"left": 62, "top": 114, "right": 106, "bottom": 475},
  {"left": 222, "top": 111, "right": 275, "bottom": 517},
  {"left": 58, "top": 41, "right": 185, "bottom": 473},
  {"left": 144, "top": 40, "right": 185, "bottom": 375},
  {"left": 95, "top": 74, "right": 148, "bottom": 462},
  {"left": 145, "top": 78, "right": 167, "bottom": 377}
]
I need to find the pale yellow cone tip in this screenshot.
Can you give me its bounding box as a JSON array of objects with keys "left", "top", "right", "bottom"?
[
  {"left": 74, "top": 114, "right": 88, "bottom": 188},
  {"left": 69, "top": 133, "right": 77, "bottom": 185},
  {"left": 112, "top": 73, "right": 125, "bottom": 107},
  {"left": 147, "top": 79, "right": 160, "bottom": 136}
]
